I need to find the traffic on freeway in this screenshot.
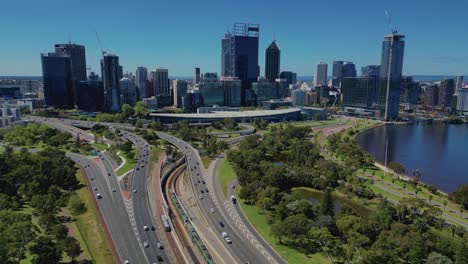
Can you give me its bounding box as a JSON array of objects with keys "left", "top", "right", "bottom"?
[{"left": 156, "top": 131, "right": 272, "bottom": 264}]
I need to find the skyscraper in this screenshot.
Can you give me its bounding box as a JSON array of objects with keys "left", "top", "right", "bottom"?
[
  {"left": 41, "top": 52, "right": 74, "bottom": 108},
  {"left": 221, "top": 33, "right": 232, "bottom": 77},
  {"left": 342, "top": 62, "right": 357, "bottom": 78},
  {"left": 135, "top": 66, "right": 148, "bottom": 100},
  {"left": 265, "top": 40, "right": 280, "bottom": 81},
  {"left": 173, "top": 80, "right": 188, "bottom": 108},
  {"left": 54, "top": 44, "right": 87, "bottom": 81},
  {"left": 120, "top": 77, "right": 137, "bottom": 106},
  {"left": 101, "top": 54, "right": 121, "bottom": 112},
  {"left": 361, "top": 65, "right": 380, "bottom": 77},
  {"left": 331, "top": 61, "right": 344, "bottom": 87},
  {"left": 222, "top": 77, "right": 242, "bottom": 107},
  {"left": 455, "top": 75, "right": 464, "bottom": 91},
  {"left": 195, "top": 67, "right": 201, "bottom": 84},
  {"left": 280, "top": 71, "right": 296, "bottom": 85},
  {"left": 221, "top": 23, "right": 259, "bottom": 105},
  {"left": 437, "top": 79, "right": 455, "bottom": 109},
  {"left": 341, "top": 77, "right": 377, "bottom": 108},
  {"left": 378, "top": 32, "right": 405, "bottom": 120},
  {"left": 314, "top": 62, "right": 328, "bottom": 87},
  {"left": 154, "top": 68, "right": 169, "bottom": 96}
]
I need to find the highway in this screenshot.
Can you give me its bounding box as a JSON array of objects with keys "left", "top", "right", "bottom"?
[
  {"left": 67, "top": 152, "right": 148, "bottom": 263},
  {"left": 210, "top": 158, "right": 286, "bottom": 264},
  {"left": 156, "top": 131, "right": 271, "bottom": 264},
  {"left": 34, "top": 117, "right": 172, "bottom": 263},
  {"left": 119, "top": 130, "right": 172, "bottom": 263}
]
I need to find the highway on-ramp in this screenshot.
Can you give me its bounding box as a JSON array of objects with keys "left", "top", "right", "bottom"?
[{"left": 67, "top": 152, "right": 148, "bottom": 264}]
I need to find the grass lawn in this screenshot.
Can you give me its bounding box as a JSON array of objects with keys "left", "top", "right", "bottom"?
[
  {"left": 237, "top": 189, "right": 330, "bottom": 264},
  {"left": 93, "top": 142, "right": 108, "bottom": 151},
  {"left": 116, "top": 148, "right": 137, "bottom": 176},
  {"left": 71, "top": 169, "right": 114, "bottom": 263},
  {"left": 218, "top": 159, "right": 237, "bottom": 197},
  {"left": 201, "top": 156, "right": 212, "bottom": 169},
  {"left": 269, "top": 119, "right": 342, "bottom": 129}
]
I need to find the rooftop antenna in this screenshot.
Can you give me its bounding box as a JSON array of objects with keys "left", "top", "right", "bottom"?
[
  {"left": 95, "top": 31, "right": 107, "bottom": 56},
  {"left": 273, "top": 32, "right": 276, "bottom": 41}
]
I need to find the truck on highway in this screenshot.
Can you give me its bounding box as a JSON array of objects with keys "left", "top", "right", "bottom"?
[{"left": 230, "top": 195, "right": 237, "bottom": 204}]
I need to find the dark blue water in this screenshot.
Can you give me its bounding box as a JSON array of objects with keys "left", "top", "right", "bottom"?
[{"left": 356, "top": 123, "right": 468, "bottom": 193}]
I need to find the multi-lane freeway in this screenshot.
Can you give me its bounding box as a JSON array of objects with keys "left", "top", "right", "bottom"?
[
  {"left": 156, "top": 131, "right": 272, "bottom": 264},
  {"left": 120, "top": 130, "right": 171, "bottom": 263},
  {"left": 67, "top": 153, "right": 148, "bottom": 263},
  {"left": 33, "top": 117, "right": 172, "bottom": 263}
]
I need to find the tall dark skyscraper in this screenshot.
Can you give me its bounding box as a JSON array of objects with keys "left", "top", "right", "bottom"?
[
  {"left": 378, "top": 32, "right": 405, "bottom": 120},
  {"left": 265, "top": 40, "right": 280, "bottom": 81},
  {"left": 331, "top": 61, "right": 344, "bottom": 87},
  {"left": 101, "top": 54, "right": 121, "bottom": 112},
  {"left": 54, "top": 44, "right": 87, "bottom": 81},
  {"left": 41, "top": 52, "right": 74, "bottom": 108},
  {"left": 342, "top": 62, "right": 357, "bottom": 78},
  {"left": 195, "top": 67, "right": 201, "bottom": 84},
  {"left": 221, "top": 23, "right": 259, "bottom": 105}
]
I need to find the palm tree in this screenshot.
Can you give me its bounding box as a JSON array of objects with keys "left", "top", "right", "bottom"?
[
  {"left": 443, "top": 200, "right": 448, "bottom": 212},
  {"left": 415, "top": 189, "right": 420, "bottom": 198},
  {"left": 429, "top": 195, "right": 433, "bottom": 205}
]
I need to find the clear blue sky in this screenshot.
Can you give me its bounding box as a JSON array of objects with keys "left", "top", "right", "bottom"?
[{"left": 1, "top": 0, "right": 467, "bottom": 76}]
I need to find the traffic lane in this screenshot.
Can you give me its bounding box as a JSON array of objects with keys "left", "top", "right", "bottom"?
[
  {"left": 100, "top": 150, "right": 163, "bottom": 263},
  {"left": 159, "top": 134, "right": 262, "bottom": 264},
  {"left": 212, "top": 159, "right": 285, "bottom": 264},
  {"left": 68, "top": 154, "right": 147, "bottom": 263},
  {"left": 74, "top": 155, "right": 147, "bottom": 263},
  {"left": 186, "top": 156, "right": 263, "bottom": 264},
  {"left": 122, "top": 132, "right": 170, "bottom": 262},
  {"left": 179, "top": 138, "right": 267, "bottom": 264}
]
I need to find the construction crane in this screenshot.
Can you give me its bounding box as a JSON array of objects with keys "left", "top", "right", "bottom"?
[
  {"left": 385, "top": 10, "right": 398, "bottom": 34},
  {"left": 95, "top": 31, "right": 106, "bottom": 56}
]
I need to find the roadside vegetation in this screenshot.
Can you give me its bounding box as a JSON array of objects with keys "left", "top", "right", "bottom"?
[
  {"left": 0, "top": 146, "right": 87, "bottom": 263},
  {"left": 227, "top": 125, "right": 468, "bottom": 263}
]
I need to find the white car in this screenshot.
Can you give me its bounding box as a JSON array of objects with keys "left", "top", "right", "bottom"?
[
  {"left": 221, "top": 232, "right": 232, "bottom": 244},
  {"left": 143, "top": 241, "right": 149, "bottom": 248},
  {"left": 199, "top": 194, "right": 203, "bottom": 199},
  {"left": 144, "top": 225, "right": 149, "bottom": 231},
  {"left": 96, "top": 193, "right": 102, "bottom": 199},
  {"left": 210, "top": 208, "right": 215, "bottom": 213},
  {"left": 133, "top": 189, "right": 137, "bottom": 193},
  {"left": 157, "top": 242, "right": 164, "bottom": 249},
  {"left": 124, "top": 260, "right": 130, "bottom": 264}
]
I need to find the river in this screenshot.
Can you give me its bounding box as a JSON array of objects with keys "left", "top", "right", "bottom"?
[{"left": 356, "top": 123, "right": 468, "bottom": 193}]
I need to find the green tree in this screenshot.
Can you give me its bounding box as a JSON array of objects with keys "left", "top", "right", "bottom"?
[
  {"left": 51, "top": 224, "right": 69, "bottom": 240},
  {"left": 121, "top": 104, "right": 135, "bottom": 119},
  {"left": 449, "top": 184, "right": 468, "bottom": 209},
  {"left": 135, "top": 101, "right": 149, "bottom": 117},
  {"left": 69, "top": 195, "right": 86, "bottom": 216},
  {"left": 62, "top": 237, "right": 81, "bottom": 261},
  {"left": 320, "top": 188, "right": 335, "bottom": 217},
  {"left": 29, "top": 236, "right": 62, "bottom": 264},
  {"left": 388, "top": 162, "right": 407, "bottom": 174},
  {"left": 454, "top": 241, "right": 468, "bottom": 264},
  {"left": 426, "top": 252, "right": 453, "bottom": 264},
  {"left": 407, "top": 232, "right": 426, "bottom": 264}
]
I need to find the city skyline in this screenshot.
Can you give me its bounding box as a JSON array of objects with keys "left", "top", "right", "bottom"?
[{"left": 1, "top": 0, "right": 468, "bottom": 77}]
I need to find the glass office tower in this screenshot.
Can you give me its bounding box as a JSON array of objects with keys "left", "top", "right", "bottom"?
[{"left": 41, "top": 52, "right": 74, "bottom": 108}]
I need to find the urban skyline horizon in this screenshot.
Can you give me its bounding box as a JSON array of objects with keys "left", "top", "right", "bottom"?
[{"left": 1, "top": 1, "right": 467, "bottom": 77}]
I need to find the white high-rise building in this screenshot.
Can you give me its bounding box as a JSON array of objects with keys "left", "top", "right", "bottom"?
[
  {"left": 314, "top": 62, "right": 328, "bottom": 87},
  {"left": 135, "top": 66, "right": 148, "bottom": 100}
]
